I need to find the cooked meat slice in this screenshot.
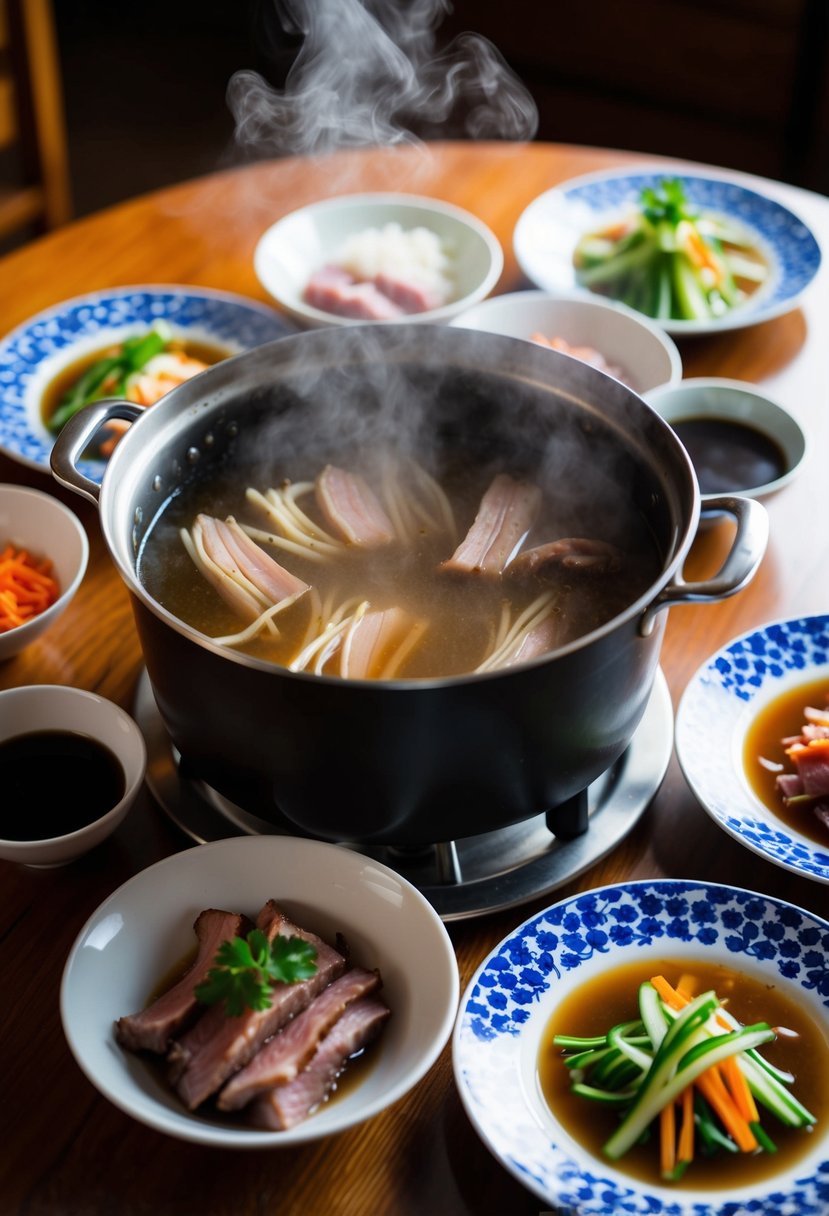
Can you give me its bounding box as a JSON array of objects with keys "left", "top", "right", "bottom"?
[
  {"left": 184, "top": 514, "right": 309, "bottom": 619},
  {"left": 339, "top": 605, "right": 427, "bottom": 679},
  {"left": 508, "top": 537, "right": 623, "bottom": 577},
  {"left": 167, "top": 901, "right": 346, "bottom": 1110},
  {"left": 502, "top": 614, "right": 564, "bottom": 667},
  {"left": 440, "top": 474, "right": 541, "bottom": 576},
  {"left": 315, "top": 465, "right": 395, "bottom": 547},
  {"left": 115, "top": 909, "right": 248, "bottom": 1054},
  {"left": 217, "top": 967, "right": 381, "bottom": 1111},
  {"left": 303, "top": 266, "right": 405, "bottom": 320},
  {"left": 372, "top": 272, "right": 443, "bottom": 313},
  {"left": 247, "top": 996, "right": 391, "bottom": 1130},
  {"left": 785, "top": 737, "right": 829, "bottom": 799}
]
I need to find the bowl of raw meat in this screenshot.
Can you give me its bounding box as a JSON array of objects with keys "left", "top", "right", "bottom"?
[
  {"left": 253, "top": 192, "right": 504, "bottom": 327},
  {"left": 451, "top": 289, "right": 682, "bottom": 395},
  {"left": 60, "top": 835, "right": 459, "bottom": 1147}
]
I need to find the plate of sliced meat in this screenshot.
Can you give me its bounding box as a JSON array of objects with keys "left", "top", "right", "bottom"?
[
  {"left": 60, "top": 835, "right": 459, "bottom": 1146},
  {"left": 676, "top": 614, "right": 829, "bottom": 885}
]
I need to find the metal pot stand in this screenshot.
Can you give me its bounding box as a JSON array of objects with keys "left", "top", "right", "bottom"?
[{"left": 134, "top": 667, "right": 673, "bottom": 922}]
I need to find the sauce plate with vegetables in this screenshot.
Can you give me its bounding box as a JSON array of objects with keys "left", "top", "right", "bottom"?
[
  {"left": 513, "top": 167, "right": 821, "bottom": 335},
  {"left": 453, "top": 879, "right": 829, "bottom": 1215},
  {"left": 0, "top": 285, "right": 295, "bottom": 482},
  {"left": 676, "top": 614, "right": 829, "bottom": 885}
]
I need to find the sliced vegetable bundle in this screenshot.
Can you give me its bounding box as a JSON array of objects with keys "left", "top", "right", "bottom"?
[
  {"left": 572, "top": 178, "right": 768, "bottom": 323},
  {"left": 553, "top": 973, "right": 816, "bottom": 1181}
]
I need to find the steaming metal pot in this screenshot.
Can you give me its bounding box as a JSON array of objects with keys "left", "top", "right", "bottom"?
[{"left": 51, "top": 325, "right": 767, "bottom": 846}]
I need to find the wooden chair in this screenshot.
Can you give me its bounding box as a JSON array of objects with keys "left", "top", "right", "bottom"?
[{"left": 0, "top": 0, "right": 72, "bottom": 246}]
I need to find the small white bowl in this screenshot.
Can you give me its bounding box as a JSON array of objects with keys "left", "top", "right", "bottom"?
[
  {"left": 450, "top": 290, "right": 682, "bottom": 394},
  {"left": 0, "top": 684, "right": 147, "bottom": 866},
  {"left": 254, "top": 192, "right": 504, "bottom": 328},
  {"left": 60, "top": 835, "right": 460, "bottom": 1147},
  {"left": 644, "top": 377, "right": 807, "bottom": 504},
  {"left": 0, "top": 484, "right": 89, "bottom": 661}
]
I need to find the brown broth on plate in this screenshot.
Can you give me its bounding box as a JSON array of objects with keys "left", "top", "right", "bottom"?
[
  {"left": 743, "top": 677, "right": 829, "bottom": 845},
  {"left": 538, "top": 957, "right": 828, "bottom": 1189}
]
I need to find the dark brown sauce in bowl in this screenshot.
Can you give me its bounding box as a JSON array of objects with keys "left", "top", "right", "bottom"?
[
  {"left": 671, "top": 416, "right": 788, "bottom": 496},
  {"left": 538, "top": 957, "right": 828, "bottom": 1190},
  {"left": 743, "top": 676, "right": 829, "bottom": 846},
  {"left": 0, "top": 730, "right": 125, "bottom": 840}
]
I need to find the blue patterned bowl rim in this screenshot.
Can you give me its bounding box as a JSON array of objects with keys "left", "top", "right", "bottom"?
[
  {"left": 0, "top": 284, "right": 295, "bottom": 482},
  {"left": 676, "top": 613, "right": 829, "bottom": 885},
  {"left": 513, "top": 166, "right": 822, "bottom": 336},
  {"left": 453, "top": 877, "right": 829, "bottom": 1216}
]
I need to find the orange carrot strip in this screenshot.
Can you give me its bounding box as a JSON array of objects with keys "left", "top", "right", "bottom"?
[
  {"left": 0, "top": 541, "right": 60, "bottom": 633},
  {"left": 660, "top": 1099, "right": 676, "bottom": 1176},
  {"left": 722, "top": 1052, "right": 760, "bottom": 1123},
  {"left": 678, "top": 1085, "right": 695, "bottom": 1163}
]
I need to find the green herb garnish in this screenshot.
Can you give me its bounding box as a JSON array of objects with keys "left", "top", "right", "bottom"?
[{"left": 194, "top": 929, "right": 318, "bottom": 1017}]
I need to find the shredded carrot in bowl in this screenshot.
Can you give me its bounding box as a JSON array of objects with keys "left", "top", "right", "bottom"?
[{"left": 0, "top": 542, "right": 60, "bottom": 632}]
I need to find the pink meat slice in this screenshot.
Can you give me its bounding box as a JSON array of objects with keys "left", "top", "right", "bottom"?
[
  {"left": 115, "top": 909, "right": 248, "bottom": 1054},
  {"left": 315, "top": 465, "right": 396, "bottom": 547},
  {"left": 372, "top": 272, "right": 444, "bottom": 314},
  {"left": 785, "top": 739, "right": 829, "bottom": 798},
  {"left": 303, "top": 265, "right": 405, "bottom": 320},
  {"left": 503, "top": 614, "right": 565, "bottom": 667},
  {"left": 508, "top": 537, "right": 623, "bottom": 577},
  {"left": 440, "top": 474, "right": 542, "bottom": 575},
  {"left": 217, "top": 967, "right": 381, "bottom": 1111},
  {"left": 167, "top": 900, "right": 346, "bottom": 1110},
  {"left": 339, "top": 606, "right": 424, "bottom": 679},
  {"left": 247, "top": 996, "right": 391, "bottom": 1131},
  {"left": 194, "top": 514, "right": 309, "bottom": 616}
]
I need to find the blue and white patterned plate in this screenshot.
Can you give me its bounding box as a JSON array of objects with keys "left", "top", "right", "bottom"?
[
  {"left": 453, "top": 879, "right": 829, "bottom": 1216},
  {"left": 513, "top": 166, "right": 822, "bottom": 336},
  {"left": 0, "top": 285, "right": 295, "bottom": 481},
  {"left": 676, "top": 614, "right": 829, "bottom": 886}
]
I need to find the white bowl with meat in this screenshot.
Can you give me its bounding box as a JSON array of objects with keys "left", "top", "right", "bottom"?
[
  {"left": 450, "top": 289, "right": 683, "bottom": 395},
  {"left": 60, "top": 835, "right": 459, "bottom": 1147},
  {"left": 253, "top": 192, "right": 504, "bottom": 327}
]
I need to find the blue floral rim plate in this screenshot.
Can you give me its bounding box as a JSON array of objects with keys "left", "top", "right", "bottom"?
[
  {"left": 453, "top": 879, "right": 829, "bottom": 1216},
  {"left": 513, "top": 166, "right": 822, "bottom": 336},
  {"left": 0, "top": 285, "right": 295, "bottom": 482},
  {"left": 676, "top": 614, "right": 829, "bottom": 885}
]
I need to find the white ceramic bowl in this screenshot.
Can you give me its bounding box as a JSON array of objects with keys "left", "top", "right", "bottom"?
[
  {"left": 254, "top": 192, "right": 504, "bottom": 328},
  {"left": 60, "top": 835, "right": 460, "bottom": 1147},
  {"left": 644, "top": 378, "right": 807, "bottom": 504},
  {"left": 0, "top": 484, "right": 89, "bottom": 660},
  {"left": 451, "top": 289, "right": 682, "bottom": 394},
  {"left": 0, "top": 684, "right": 147, "bottom": 866}
]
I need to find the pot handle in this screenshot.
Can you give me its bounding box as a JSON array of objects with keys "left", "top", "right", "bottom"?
[
  {"left": 639, "top": 495, "right": 769, "bottom": 637},
  {"left": 50, "top": 399, "right": 143, "bottom": 505}
]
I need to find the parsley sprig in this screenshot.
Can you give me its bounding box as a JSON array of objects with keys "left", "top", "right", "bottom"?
[{"left": 195, "top": 929, "right": 318, "bottom": 1017}]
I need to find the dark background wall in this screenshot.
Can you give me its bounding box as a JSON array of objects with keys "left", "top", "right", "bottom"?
[{"left": 52, "top": 0, "right": 828, "bottom": 223}]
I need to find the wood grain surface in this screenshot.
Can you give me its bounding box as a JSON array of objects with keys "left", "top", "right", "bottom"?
[{"left": 0, "top": 141, "right": 827, "bottom": 1216}]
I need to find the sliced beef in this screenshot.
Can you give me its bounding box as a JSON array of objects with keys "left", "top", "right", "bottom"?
[
  {"left": 315, "top": 465, "right": 396, "bottom": 547},
  {"left": 167, "top": 900, "right": 347, "bottom": 1110},
  {"left": 115, "top": 909, "right": 248, "bottom": 1055},
  {"left": 303, "top": 266, "right": 405, "bottom": 320},
  {"left": 785, "top": 737, "right": 829, "bottom": 799},
  {"left": 372, "top": 272, "right": 443, "bottom": 314},
  {"left": 440, "top": 474, "right": 541, "bottom": 576},
  {"left": 217, "top": 967, "right": 381, "bottom": 1111},
  {"left": 247, "top": 996, "right": 391, "bottom": 1130},
  {"left": 507, "top": 537, "right": 623, "bottom": 577}
]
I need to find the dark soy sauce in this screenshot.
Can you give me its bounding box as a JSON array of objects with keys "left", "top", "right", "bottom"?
[
  {"left": 672, "top": 416, "right": 787, "bottom": 495},
  {"left": 0, "top": 730, "right": 125, "bottom": 840}
]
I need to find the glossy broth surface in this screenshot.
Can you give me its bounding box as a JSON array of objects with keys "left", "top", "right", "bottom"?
[{"left": 538, "top": 957, "right": 828, "bottom": 1189}]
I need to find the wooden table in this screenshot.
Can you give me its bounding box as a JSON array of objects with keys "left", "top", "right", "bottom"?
[{"left": 1, "top": 142, "right": 827, "bottom": 1216}]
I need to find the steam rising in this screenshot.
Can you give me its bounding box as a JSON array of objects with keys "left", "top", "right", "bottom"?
[{"left": 227, "top": 0, "right": 538, "bottom": 159}]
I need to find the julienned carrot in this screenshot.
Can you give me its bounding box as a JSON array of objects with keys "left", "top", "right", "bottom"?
[
  {"left": 660, "top": 1098, "right": 676, "bottom": 1175},
  {"left": 678, "top": 1084, "right": 695, "bottom": 1164},
  {"left": 0, "top": 543, "right": 59, "bottom": 632},
  {"left": 651, "top": 975, "right": 759, "bottom": 1153}
]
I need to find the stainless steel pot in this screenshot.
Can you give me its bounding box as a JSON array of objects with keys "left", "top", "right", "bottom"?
[{"left": 51, "top": 324, "right": 767, "bottom": 846}]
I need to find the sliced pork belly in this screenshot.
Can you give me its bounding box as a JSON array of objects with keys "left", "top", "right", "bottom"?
[
  {"left": 784, "top": 737, "right": 829, "bottom": 799},
  {"left": 440, "top": 474, "right": 542, "bottom": 576},
  {"left": 217, "top": 967, "right": 381, "bottom": 1111},
  {"left": 168, "top": 901, "right": 346, "bottom": 1110},
  {"left": 303, "top": 266, "right": 405, "bottom": 320},
  {"left": 339, "top": 605, "right": 427, "bottom": 679},
  {"left": 508, "top": 537, "right": 623, "bottom": 577},
  {"left": 247, "top": 996, "right": 391, "bottom": 1130},
  {"left": 115, "top": 909, "right": 248, "bottom": 1055},
  {"left": 315, "top": 465, "right": 395, "bottom": 547},
  {"left": 183, "top": 514, "right": 309, "bottom": 620}
]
